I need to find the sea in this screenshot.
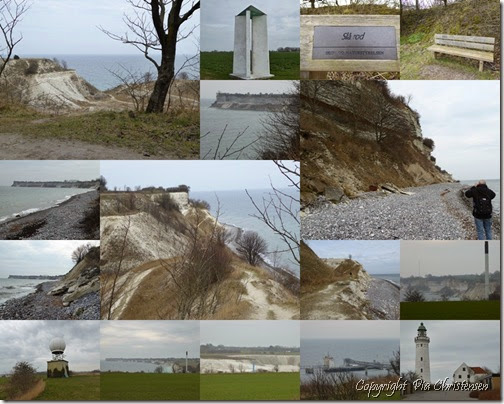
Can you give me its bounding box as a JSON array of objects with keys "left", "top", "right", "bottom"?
[
  {"left": 373, "top": 274, "right": 400, "bottom": 286},
  {"left": 100, "top": 360, "right": 173, "bottom": 373},
  {"left": 301, "top": 338, "right": 399, "bottom": 382},
  {"left": 0, "top": 278, "right": 44, "bottom": 305},
  {"left": 200, "top": 99, "right": 275, "bottom": 160},
  {"left": 192, "top": 188, "right": 300, "bottom": 275},
  {"left": 22, "top": 54, "right": 198, "bottom": 91},
  {"left": 0, "top": 186, "right": 92, "bottom": 223},
  {"left": 460, "top": 179, "right": 500, "bottom": 214}
]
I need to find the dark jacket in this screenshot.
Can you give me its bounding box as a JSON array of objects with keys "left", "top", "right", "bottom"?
[{"left": 464, "top": 184, "right": 496, "bottom": 219}]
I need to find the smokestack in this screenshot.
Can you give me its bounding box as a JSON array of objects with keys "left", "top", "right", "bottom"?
[
  {"left": 186, "top": 351, "right": 188, "bottom": 373},
  {"left": 484, "top": 242, "right": 489, "bottom": 299}
]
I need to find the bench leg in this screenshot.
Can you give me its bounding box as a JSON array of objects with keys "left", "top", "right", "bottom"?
[{"left": 479, "top": 61, "right": 484, "bottom": 72}]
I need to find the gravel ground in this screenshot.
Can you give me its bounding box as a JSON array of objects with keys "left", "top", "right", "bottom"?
[
  {"left": 366, "top": 278, "right": 400, "bottom": 320},
  {"left": 0, "top": 281, "right": 100, "bottom": 320},
  {"left": 0, "top": 190, "right": 99, "bottom": 240},
  {"left": 301, "top": 183, "right": 500, "bottom": 240}
]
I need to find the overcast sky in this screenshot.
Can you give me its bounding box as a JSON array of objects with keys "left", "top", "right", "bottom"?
[
  {"left": 401, "top": 320, "right": 500, "bottom": 382},
  {"left": 201, "top": 80, "right": 295, "bottom": 99},
  {"left": 15, "top": 0, "right": 199, "bottom": 56},
  {"left": 0, "top": 161, "right": 99, "bottom": 186},
  {"left": 101, "top": 160, "right": 298, "bottom": 192},
  {"left": 201, "top": 0, "right": 299, "bottom": 51},
  {"left": 301, "top": 320, "right": 400, "bottom": 339},
  {"left": 0, "top": 320, "right": 99, "bottom": 374},
  {"left": 101, "top": 321, "right": 200, "bottom": 359},
  {"left": 201, "top": 321, "right": 300, "bottom": 347},
  {"left": 401, "top": 241, "right": 500, "bottom": 277},
  {"left": 0, "top": 241, "right": 99, "bottom": 278},
  {"left": 387, "top": 81, "right": 499, "bottom": 181},
  {"left": 305, "top": 240, "right": 399, "bottom": 275}
]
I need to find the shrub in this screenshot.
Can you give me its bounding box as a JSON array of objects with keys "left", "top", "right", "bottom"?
[
  {"left": 189, "top": 198, "right": 210, "bottom": 210},
  {"left": 25, "top": 60, "right": 39, "bottom": 75},
  {"left": 6, "top": 361, "right": 38, "bottom": 399},
  {"left": 159, "top": 193, "right": 180, "bottom": 212},
  {"left": 404, "top": 287, "right": 426, "bottom": 302},
  {"left": 423, "top": 137, "right": 435, "bottom": 150},
  {"left": 236, "top": 231, "right": 268, "bottom": 266}
]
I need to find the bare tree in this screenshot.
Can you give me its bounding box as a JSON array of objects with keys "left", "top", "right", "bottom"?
[
  {"left": 0, "top": 0, "right": 30, "bottom": 79},
  {"left": 201, "top": 125, "right": 260, "bottom": 160},
  {"left": 246, "top": 161, "right": 300, "bottom": 266},
  {"left": 390, "top": 350, "right": 400, "bottom": 377},
  {"left": 108, "top": 65, "right": 153, "bottom": 111},
  {"left": 236, "top": 231, "right": 268, "bottom": 266},
  {"left": 71, "top": 243, "right": 93, "bottom": 264},
  {"left": 104, "top": 215, "right": 132, "bottom": 320},
  {"left": 99, "top": 0, "right": 200, "bottom": 113}
]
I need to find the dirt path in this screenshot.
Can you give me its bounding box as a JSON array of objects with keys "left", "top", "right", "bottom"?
[
  {"left": 242, "top": 272, "right": 297, "bottom": 320},
  {"left": 0, "top": 133, "right": 152, "bottom": 160},
  {"left": 14, "top": 379, "right": 46, "bottom": 400},
  {"left": 419, "top": 65, "right": 477, "bottom": 80}
]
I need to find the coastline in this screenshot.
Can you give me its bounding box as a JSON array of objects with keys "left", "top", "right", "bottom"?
[
  {"left": 0, "top": 280, "right": 99, "bottom": 320},
  {"left": 301, "top": 183, "right": 501, "bottom": 241},
  {"left": 0, "top": 189, "right": 99, "bottom": 240}
]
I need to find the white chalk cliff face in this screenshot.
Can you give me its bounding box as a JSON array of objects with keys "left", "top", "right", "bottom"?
[{"left": 100, "top": 191, "right": 299, "bottom": 320}]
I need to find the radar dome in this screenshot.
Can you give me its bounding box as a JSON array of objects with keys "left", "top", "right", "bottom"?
[{"left": 49, "top": 337, "right": 66, "bottom": 354}]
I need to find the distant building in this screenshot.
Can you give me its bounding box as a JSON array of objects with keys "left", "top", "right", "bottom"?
[{"left": 453, "top": 363, "right": 490, "bottom": 384}]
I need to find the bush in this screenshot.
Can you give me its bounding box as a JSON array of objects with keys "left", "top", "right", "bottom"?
[
  {"left": 25, "top": 60, "right": 39, "bottom": 75},
  {"left": 189, "top": 198, "right": 210, "bottom": 210},
  {"left": 404, "top": 287, "right": 426, "bottom": 302},
  {"left": 72, "top": 242, "right": 93, "bottom": 264},
  {"left": 423, "top": 137, "right": 435, "bottom": 150},
  {"left": 236, "top": 231, "right": 267, "bottom": 266},
  {"left": 6, "top": 361, "right": 38, "bottom": 399},
  {"left": 159, "top": 193, "right": 180, "bottom": 212}
]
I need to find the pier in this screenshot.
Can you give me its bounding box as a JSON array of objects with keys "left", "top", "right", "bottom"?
[{"left": 303, "top": 355, "right": 392, "bottom": 374}]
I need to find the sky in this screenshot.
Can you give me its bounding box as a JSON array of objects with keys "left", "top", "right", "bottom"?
[
  {"left": 201, "top": 80, "right": 296, "bottom": 99},
  {"left": 301, "top": 320, "right": 400, "bottom": 340},
  {"left": 0, "top": 241, "right": 99, "bottom": 278},
  {"left": 401, "top": 320, "right": 500, "bottom": 382},
  {"left": 101, "top": 160, "right": 299, "bottom": 192},
  {"left": 305, "top": 240, "right": 400, "bottom": 274},
  {"left": 201, "top": 0, "right": 299, "bottom": 51},
  {"left": 0, "top": 161, "right": 99, "bottom": 186},
  {"left": 14, "top": 0, "right": 199, "bottom": 56},
  {"left": 0, "top": 320, "right": 100, "bottom": 374},
  {"left": 101, "top": 321, "right": 200, "bottom": 359},
  {"left": 200, "top": 321, "right": 300, "bottom": 347},
  {"left": 387, "top": 81, "right": 500, "bottom": 181},
  {"left": 401, "top": 241, "right": 500, "bottom": 277}
]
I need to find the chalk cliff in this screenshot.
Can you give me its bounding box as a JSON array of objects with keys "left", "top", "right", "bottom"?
[
  {"left": 12, "top": 180, "right": 99, "bottom": 189},
  {"left": 211, "top": 92, "right": 292, "bottom": 112}
]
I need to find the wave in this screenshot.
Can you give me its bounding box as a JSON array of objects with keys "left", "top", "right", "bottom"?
[{"left": 0, "top": 208, "right": 42, "bottom": 223}]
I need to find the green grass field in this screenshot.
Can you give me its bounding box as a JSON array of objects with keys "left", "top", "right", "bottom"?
[
  {"left": 200, "top": 52, "right": 300, "bottom": 80},
  {"left": 401, "top": 300, "right": 500, "bottom": 320},
  {"left": 0, "top": 377, "right": 8, "bottom": 400},
  {"left": 200, "top": 372, "right": 300, "bottom": 400},
  {"left": 34, "top": 375, "right": 100, "bottom": 401},
  {"left": 100, "top": 372, "right": 200, "bottom": 400}
]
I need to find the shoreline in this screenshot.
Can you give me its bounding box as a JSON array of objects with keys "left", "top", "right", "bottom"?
[
  {"left": 301, "top": 182, "right": 500, "bottom": 240},
  {"left": 0, "top": 189, "right": 99, "bottom": 240},
  {"left": 0, "top": 280, "right": 99, "bottom": 320}
]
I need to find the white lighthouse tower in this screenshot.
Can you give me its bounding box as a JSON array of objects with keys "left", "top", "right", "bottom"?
[{"left": 414, "top": 322, "right": 430, "bottom": 383}]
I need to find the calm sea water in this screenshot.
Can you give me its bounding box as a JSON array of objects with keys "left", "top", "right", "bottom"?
[
  {"left": 192, "top": 188, "right": 300, "bottom": 275},
  {"left": 23, "top": 54, "right": 198, "bottom": 91},
  {"left": 0, "top": 278, "right": 45, "bottom": 305},
  {"left": 301, "top": 338, "right": 399, "bottom": 381},
  {"left": 373, "top": 274, "right": 400, "bottom": 286},
  {"left": 460, "top": 179, "right": 500, "bottom": 214},
  {"left": 200, "top": 99, "right": 275, "bottom": 160},
  {"left": 100, "top": 360, "right": 173, "bottom": 373},
  {"left": 0, "top": 186, "right": 92, "bottom": 223}
]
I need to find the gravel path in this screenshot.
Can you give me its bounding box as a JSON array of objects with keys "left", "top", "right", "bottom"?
[
  {"left": 301, "top": 183, "right": 500, "bottom": 240},
  {"left": 0, "top": 281, "right": 99, "bottom": 320},
  {"left": 419, "top": 65, "right": 478, "bottom": 80},
  {"left": 0, "top": 190, "right": 99, "bottom": 240}
]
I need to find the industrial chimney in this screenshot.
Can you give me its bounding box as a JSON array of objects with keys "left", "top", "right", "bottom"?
[{"left": 485, "top": 241, "right": 489, "bottom": 299}]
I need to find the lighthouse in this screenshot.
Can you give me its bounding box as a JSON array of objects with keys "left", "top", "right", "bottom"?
[{"left": 414, "top": 322, "right": 430, "bottom": 383}]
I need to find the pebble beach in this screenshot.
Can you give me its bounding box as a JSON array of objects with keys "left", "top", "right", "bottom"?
[{"left": 301, "top": 183, "right": 500, "bottom": 241}]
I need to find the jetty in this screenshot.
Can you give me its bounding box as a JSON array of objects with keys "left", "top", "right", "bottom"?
[{"left": 303, "top": 355, "right": 393, "bottom": 374}]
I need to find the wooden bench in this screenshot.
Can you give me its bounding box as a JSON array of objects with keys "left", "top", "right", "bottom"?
[{"left": 427, "top": 34, "right": 495, "bottom": 72}]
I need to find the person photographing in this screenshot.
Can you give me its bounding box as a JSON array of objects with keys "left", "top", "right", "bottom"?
[{"left": 464, "top": 180, "right": 496, "bottom": 240}]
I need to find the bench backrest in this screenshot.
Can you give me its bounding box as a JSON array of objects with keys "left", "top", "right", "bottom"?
[{"left": 434, "top": 34, "right": 495, "bottom": 52}]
